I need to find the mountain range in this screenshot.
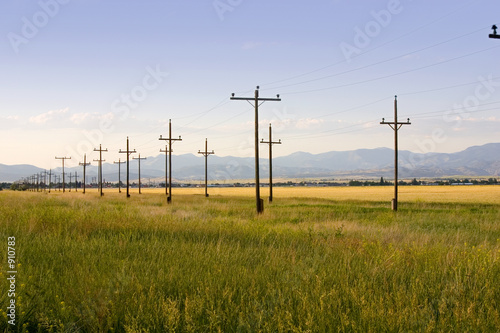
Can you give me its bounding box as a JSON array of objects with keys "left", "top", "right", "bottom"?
[{"left": 1, "top": 143, "right": 499, "bottom": 183}]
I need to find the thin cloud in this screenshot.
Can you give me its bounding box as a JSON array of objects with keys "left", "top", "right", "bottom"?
[{"left": 29, "top": 108, "right": 69, "bottom": 124}]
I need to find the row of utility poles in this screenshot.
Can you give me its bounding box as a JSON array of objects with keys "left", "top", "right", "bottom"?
[
  {"left": 22, "top": 169, "right": 84, "bottom": 193},
  {"left": 45, "top": 123, "right": 209, "bottom": 202},
  {"left": 26, "top": 89, "right": 404, "bottom": 213},
  {"left": 44, "top": 116, "right": 283, "bottom": 209}
]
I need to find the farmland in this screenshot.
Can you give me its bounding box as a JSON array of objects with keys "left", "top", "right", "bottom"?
[{"left": 1, "top": 186, "right": 500, "bottom": 332}]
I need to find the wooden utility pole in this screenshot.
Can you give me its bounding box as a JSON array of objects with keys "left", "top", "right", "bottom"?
[
  {"left": 40, "top": 170, "right": 47, "bottom": 192},
  {"left": 231, "top": 86, "right": 281, "bottom": 213},
  {"left": 68, "top": 172, "right": 73, "bottom": 192},
  {"left": 119, "top": 137, "right": 136, "bottom": 198},
  {"left": 79, "top": 154, "right": 90, "bottom": 194},
  {"left": 261, "top": 123, "right": 281, "bottom": 202},
  {"left": 198, "top": 138, "right": 215, "bottom": 197},
  {"left": 113, "top": 159, "right": 126, "bottom": 193},
  {"left": 132, "top": 154, "right": 147, "bottom": 194},
  {"left": 380, "top": 96, "right": 411, "bottom": 211},
  {"left": 55, "top": 156, "right": 71, "bottom": 193},
  {"left": 48, "top": 169, "right": 52, "bottom": 193},
  {"left": 93, "top": 144, "right": 108, "bottom": 196},
  {"left": 159, "top": 120, "right": 182, "bottom": 203},
  {"left": 160, "top": 145, "right": 170, "bottom": 196},
  {"left": 74, "top": 171, "right": 78, "bottom": 192}
]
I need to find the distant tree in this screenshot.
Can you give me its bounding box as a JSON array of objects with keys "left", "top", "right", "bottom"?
[
  {"left": 10, "top": 183, "right": 27, "bottom": 191},
  {"left": 411, "top": 178, "right": 420, "bottom": 185},
  {"left": 380, "top": 177, "right": 384, "bottom": 185}
]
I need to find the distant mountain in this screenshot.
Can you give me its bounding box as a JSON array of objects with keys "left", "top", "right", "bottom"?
[
  {"left": 0, "top": 164, "right": 45, "bottom": 182},
  {"left": 1, "top": 143, "right": 499, "bottom": 182}
]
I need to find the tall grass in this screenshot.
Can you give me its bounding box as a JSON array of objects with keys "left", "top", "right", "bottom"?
[{"left": 1, "top": 187, "right": 499, "bottom": 332}]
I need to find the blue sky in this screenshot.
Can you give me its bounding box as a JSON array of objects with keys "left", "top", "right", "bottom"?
[{"left": 1, "top": 0, "right": 499, "bottom": 169}]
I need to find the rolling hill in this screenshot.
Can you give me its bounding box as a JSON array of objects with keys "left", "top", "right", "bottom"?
[{"left": 1, "top": 143, "right": 499, "bottom": 182}]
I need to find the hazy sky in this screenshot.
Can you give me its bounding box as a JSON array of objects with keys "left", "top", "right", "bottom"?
[{"left": 1, "top": 0, "right": 499, "bottom": 169}]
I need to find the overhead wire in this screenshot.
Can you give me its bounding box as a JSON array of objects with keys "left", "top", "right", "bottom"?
[
  {"left": 262, "top": 0, "right": 480, "bottom": 87},
  {"left": 280, "top": 45, "right": 500, "bottom": 96},
  {"left": 266, "top": 27, "right": 488, "bottom": 91}
]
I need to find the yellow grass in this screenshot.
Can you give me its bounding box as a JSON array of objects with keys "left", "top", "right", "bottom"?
[
  {"left": 1, "top": 185, "right": 500, "bottom": 331},
  {"left": 103, "top": 185, "right": 500, "bottom": 204}
]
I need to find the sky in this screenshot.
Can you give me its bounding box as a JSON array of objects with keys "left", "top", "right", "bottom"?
[{"left": 0, "top": 0, "right": 499, "bottom": 169}]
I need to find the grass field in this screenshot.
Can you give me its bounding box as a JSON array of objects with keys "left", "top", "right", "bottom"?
[{"left": 1, "top": 186, "right": 500, "bottom": 332}]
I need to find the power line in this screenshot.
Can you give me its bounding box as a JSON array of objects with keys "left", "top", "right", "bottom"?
[
  {"left": 267, "top": 27, "right": 487, "bottom": 91},
  {"left": 263, "top": 2, "right": 482, "bottom": 88},
  {"left": 281, "top": 44, "right": 500, "bottom": 96},
  {"left": 398, "top": 76, "right": 500, "bottom": 97}
]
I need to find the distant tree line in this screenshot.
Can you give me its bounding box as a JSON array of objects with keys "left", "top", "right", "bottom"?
[
  {"left": 348, "top": 178, "right": 500, "bottom": 187},
  {"left": 4, "top": 177, "right": 500, "bottom": 191},
  {"left": 437, "top": 178, "right": 499, "bottom": 185}
]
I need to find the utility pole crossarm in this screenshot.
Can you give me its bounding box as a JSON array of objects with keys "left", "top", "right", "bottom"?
[
  {"left": 230, "top": 97, "right": 282, "bottom": 102},
  {"left": 380, "top": 119, "right": 411, "bottom": 129}
]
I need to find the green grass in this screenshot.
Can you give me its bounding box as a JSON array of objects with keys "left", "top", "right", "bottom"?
[{"left": 1, "top": 189, "right": 500, "bottom": 332}]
